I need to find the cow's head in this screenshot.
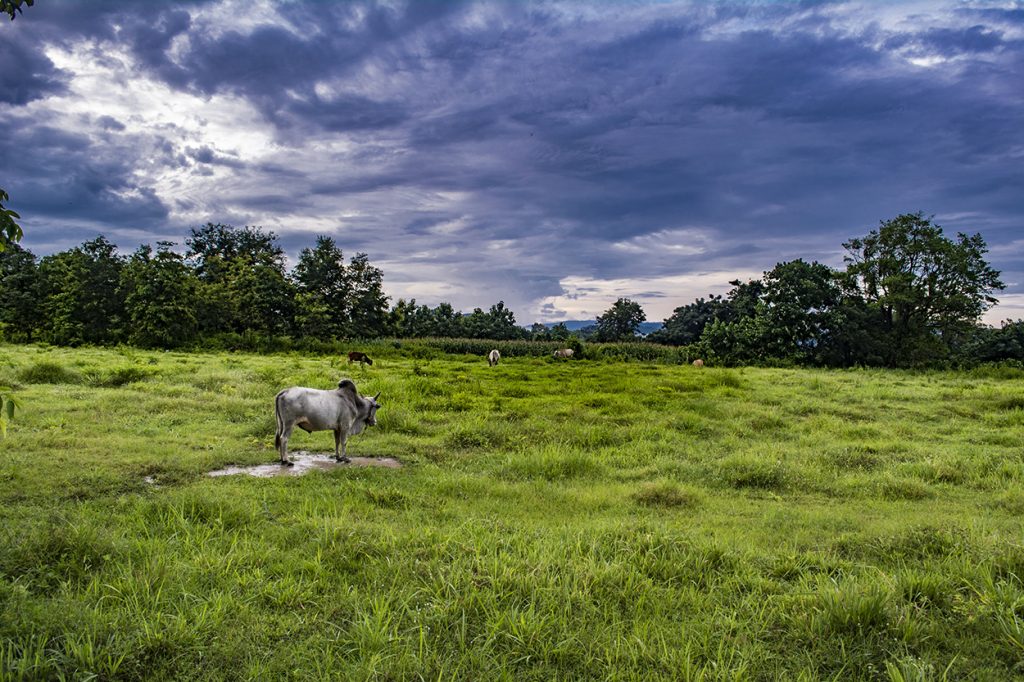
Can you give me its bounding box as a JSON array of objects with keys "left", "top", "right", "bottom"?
[{"left": 364, "top": 392, "right": 381, "bottom": 426}]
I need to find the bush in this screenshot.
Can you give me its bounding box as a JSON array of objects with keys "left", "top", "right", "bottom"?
[
  {"left": 85, "top": 366, "right": 157, "bottom": 387},
  {"left": 633, "top": 480, "right": 705, "bottom": 509},
  {"left": 16, "top": 361, "right": 83, "bottom": 384}
]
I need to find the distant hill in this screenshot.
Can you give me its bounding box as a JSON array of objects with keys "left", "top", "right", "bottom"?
[{"left": 537, "top": 320, "right": 664, "bottom": 335}]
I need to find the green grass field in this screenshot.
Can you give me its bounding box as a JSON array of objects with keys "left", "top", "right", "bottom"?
[{"left": 1, "top": 343, "right": 1023, "bottom": 680}]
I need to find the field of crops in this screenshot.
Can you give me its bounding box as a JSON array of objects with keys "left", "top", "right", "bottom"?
[{"left": 1, "top": 343, "right": 1023, "bottom": 680}]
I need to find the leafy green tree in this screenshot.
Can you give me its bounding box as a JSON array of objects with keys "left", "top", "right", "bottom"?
[
  {"left": 697, "top": 262, "right": 845, "bottom": 365},
  {"left": 485, "top": 301, "right": 522, "bottom": 340},
  {"left": 432, "top": 302, "right": 462, "bottom": 338},
  {"left": 548, "top": 322, "right": 571, "bottom": 341},
  {"left": 757, "top": 259, "right": 844, "bottom": 362},
  {"left": 0, "top": 243, "right": 41, "bottom": 341},
  {"left": 391, "top": 300, "right": 443, "bottom": 338},
  {"left": 528, "top": 322, "right": 549, "bottom": 340},
  {"left": 462, "top": 307, "right": 489, "bottom": 339},
  {"left": 649, "top": 295, "right": 727, "bottom": 346},
  {"left": 409, "top": 304, "right": 439, "bottom": 337},
  {"left": 457, "top": 301, "right": 523, "bottom": 340},
  {"left": 185, "top": 223, "right": 285, "bottom": 283},
  {"left": 1, "top": 0, "right": 33, "bottom": 21},
  {"left": 595, "top": 298, "right": 646, "bottom": 342},
  {"left": 292, "top": 236, "right": 349, "bottom": 338},
  {"left": 225, "top": 258, "right": 295, "bottom": 336},
  {"left": 185, "top": 223, "right": 291, "bottom": 335},
  {"left": 346, "top": 253, "right": 389, "bottom": 338},
  {"left": 843, "top": 212, "right": 1004, "bottom": 365},
  {"left": 0, "top": 189, "right": 24, "bottom": 252},
  {"left": 121, "top": 242, "right": 199, "bottom": 348},
  {"left": 964, "top": 320, "right": 1024, "bottom": 364},
  {"left": 721, "top": 278, "right": 764, "bottom": 321},
  {"left": 38, "top": 236, "right": 125, "bottom": 345}
]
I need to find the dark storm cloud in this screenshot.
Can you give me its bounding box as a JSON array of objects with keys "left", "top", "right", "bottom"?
[
  {"left": 3, "top": 0, "right": 1022, "bottom": 318},
  {"left": 0, "top": 32, "right": 68, "bottom": 104}
]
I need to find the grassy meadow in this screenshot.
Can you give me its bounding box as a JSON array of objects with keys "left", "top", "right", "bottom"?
[{"left": 1, "top": 342, "right": 1023, "bottom": 680}]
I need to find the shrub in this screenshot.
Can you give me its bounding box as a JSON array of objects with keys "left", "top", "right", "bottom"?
[
  {"left": 633, "top": 480, "right": 705, "bottom": 509},
  {"left": 85, "top": 366, "right": 157, "bottom": 387},
  {"left": 16, "top": 361, "right": 83, "bottom": 384}
]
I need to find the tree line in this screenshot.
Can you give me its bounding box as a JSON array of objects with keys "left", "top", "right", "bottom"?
[
  {"left": 0, "top": 223, "right": 533, "bottom": 347},
  {"left": 646, "top": 213, "right": 1019, "bottom": 366},
  {"left": 0, "top": 214, "right": 1020, "bottom": 367}
]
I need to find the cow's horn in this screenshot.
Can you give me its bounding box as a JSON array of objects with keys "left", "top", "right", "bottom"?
[{"left": 373, "top": 392, "right": 381, "bottom": 401}]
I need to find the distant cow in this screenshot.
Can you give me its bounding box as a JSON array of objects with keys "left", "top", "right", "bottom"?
[
  {"left": 488, "top": 349, "right": 501, "bottom": 366},
  {"left": 693, "top": 359, "right": 704, "bottom": 368},
  {"left": 274, "top": 379, "right": 381, "bottom": 466},
  {"left": 347, "top": 351, "right": 373, "bottom": 366},
  {"left": 553, "top": 348, "right": 574, "bottom": 359}
]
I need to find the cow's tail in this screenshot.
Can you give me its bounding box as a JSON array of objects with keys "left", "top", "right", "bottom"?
[{"left": 274, "top": 390, "right": 284, "bottom": 450}]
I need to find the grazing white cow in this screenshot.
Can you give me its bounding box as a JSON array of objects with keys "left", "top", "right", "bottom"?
[
  {"left": 488, "top": 349, "right": 501, "bottom": 366},
  {"left": 553, "top": 348, "right": 574, "bottom": 359},
  {"left": 693, "top": 359, "right": 704, "bottom": 368},
  {"left": 274, "top": 379, "right": 381, "bottom": 466}
]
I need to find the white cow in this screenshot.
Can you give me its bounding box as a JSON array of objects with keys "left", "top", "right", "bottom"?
[
  {"left": 274, "top": 379, "right": 381, "bottom": 465},
  {"left": 488, "top": 349, "right": 501, "bottom": 366},
  {"left": 553, "top": 348, "right": 574, "bottom": 359}
]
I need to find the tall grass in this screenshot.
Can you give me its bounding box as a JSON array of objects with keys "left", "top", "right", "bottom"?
[{"left": 0, "top": 343, "right": 1022, "bottom": 679}]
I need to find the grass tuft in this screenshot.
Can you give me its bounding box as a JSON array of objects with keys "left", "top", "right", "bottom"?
[
  {"left": 502, "top": 446, "right": 606, "bottom": 481},
  {"left": 633, "top": 480, "right": 705, "bottom": 509},
  {"left": 718, "top": 454, "right": 790, "bottom": 490},
  {"left": 17, "top": 361, "right": 83, "bottom": 384},
  {"left": 86, "top": 365, "right": 158, "bottom": 387}
]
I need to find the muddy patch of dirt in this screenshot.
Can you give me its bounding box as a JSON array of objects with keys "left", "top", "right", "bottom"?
[{"left": 207, "top": 451, "right": 402, "bottom": 478}]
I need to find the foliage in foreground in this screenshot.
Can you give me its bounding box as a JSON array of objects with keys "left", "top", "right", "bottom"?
[{"left": 0, "top": 344, "right": 1023, "bottom": 679}]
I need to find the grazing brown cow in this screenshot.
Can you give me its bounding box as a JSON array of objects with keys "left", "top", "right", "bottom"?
[
  {"left": 348, "top": 351, "right": 373, "bottom": 366},
  {"left": 693, "top": 358, "right": 704, "bottom": 368}
]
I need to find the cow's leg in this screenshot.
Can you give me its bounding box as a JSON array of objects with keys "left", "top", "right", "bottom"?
[
  {"left": 334, "top": 430, "right": 350, "bottom": 463},
  {"left": 279, "top": 422, "right": 295, "bottom": 466}
]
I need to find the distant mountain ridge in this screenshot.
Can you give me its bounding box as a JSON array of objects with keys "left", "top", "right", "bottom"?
[{"left": 538, "top": 320, "right": 663, "bottom": 335}]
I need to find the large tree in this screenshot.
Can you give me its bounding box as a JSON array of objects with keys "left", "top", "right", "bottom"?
[
  {"left": 185, "top": 223, "right": 292, "bottom": 335},
  {"left": 0, "top": 243, "right": 41, "bottom": 341},
  {"left": 843, "top": 212, "right": 1004, "bottom": 365},
  {"left": 38, "top": 237, "right": 125, "bottom": 345},
  {"left": 185, "top": 223, "right": 285, "bottom": 283},
  {"left": 432, "top": 302, "right": 462, "bottom": 338},
  {"left": 595, "top": 298, "right": 646, "bottom": 342},
  {"left": 757, "top": 259, "right": 844, "bottom": 362},
  {"left": 292, "top": 236, "right": 350, "bottom": 339},
  {"left": 345, "top": 253, "right": 389, "bottom": 338},
  {"left": 649, "top": 295, "right": 727, "bottom": 346},
  {"left": 121, "top": 243, "right": 199, "bottom": 348}
]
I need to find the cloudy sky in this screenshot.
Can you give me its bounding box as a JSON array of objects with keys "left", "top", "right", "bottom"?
[{"left": 1, "top": 0, "right": 1021, "bottom": 325}]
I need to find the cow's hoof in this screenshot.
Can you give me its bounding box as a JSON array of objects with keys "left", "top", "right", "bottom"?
[
  {"left": 281, "top": 460, "right": 294, "bottom": 467},
  {"left": 335, "top": 456, "right": 351, "bottom": 464}
]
